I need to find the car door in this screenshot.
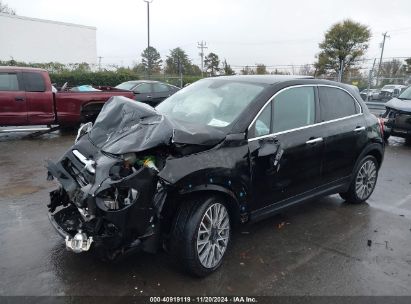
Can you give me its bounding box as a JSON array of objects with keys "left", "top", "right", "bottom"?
[
  {"left": 151, "top": 83, "right": 173, "bottom": 106},
  {"left": 0, "top": 71, "right": 27, "bottom": 125},
  {"left": 22, "top": 71, "right": 55, "bottom": 124},
  {"left": 318, "top": 86, "right": 368, "bottom": 184},
  {"left": 248, "top": 85, "right": 324, "bottom": 211},
  {"left": 133, "top": 83, "right": 154, "bottom": 105}
]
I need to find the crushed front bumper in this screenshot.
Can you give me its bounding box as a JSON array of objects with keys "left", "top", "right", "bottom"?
[{"left": 46, "top": 143, "right": 166, "bottom": 256}]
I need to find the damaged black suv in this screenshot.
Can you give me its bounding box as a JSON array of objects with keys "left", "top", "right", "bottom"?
[{"left": 46, "top": 75, "right": 384, "bottom": 276}]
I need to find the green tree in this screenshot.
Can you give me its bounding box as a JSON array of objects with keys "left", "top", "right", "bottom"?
[
  {"left": 189, "top": 64, "right": 202, "bottom": 76},
  {"left": 271, "top": 69, "right": 289, "bottom": 75},
  {"left": 141, "top": 46, "right": 162, "bottom": 75},
  {"left": 0, "top": 1, "right": 15, "bottom": 14},
  {"left": 204, "top": 52, "right": 220, "bottom": 76},
  {"left": 68, "top": 62, "right": 91, "bottom": 72},
  {"left": 314, "top": 19, "right": 371, "bottom": 80},
  {"left": 404, "top": 58, "right": 411, "bottom": 74},
  {"left": 222, "top": 59, "right": 235, "bottom": 75},
  {"left": 165, "top": 47, "right": 192, "bottom": 75},
  {"left": 256, "top": 64, "right": 268, "bottom": 75},
  {"left": 241, "top": 66, "right": 255, "bottom": 75}
]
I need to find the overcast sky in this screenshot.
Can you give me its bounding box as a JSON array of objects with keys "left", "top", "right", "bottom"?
[{"left": 8, "top": 0, "right": 411, "bottom": 70}]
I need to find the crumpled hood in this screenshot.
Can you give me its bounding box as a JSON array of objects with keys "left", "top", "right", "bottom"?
[
  {"left": 88, "top": 96, "right": 227, "bottom": 154},
  {"left": 385, "top": 98, "right": 411, "bottom": 112}
]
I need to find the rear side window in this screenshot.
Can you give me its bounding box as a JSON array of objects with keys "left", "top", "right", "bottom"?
[
  {"left": 272, "top": 86, "right": 315, "bottom": 133},
  {"left": 319, "top": 87, "right": 359, "bottom": 121},
  {"left": 0, "top": 73, "right": 19, "bottom": 91},
  {"left": 153, "top": 83, "right": 170, "bottom": 93},
  {"left": 23, "top": 72, "right": 46, "bottom": 92}
]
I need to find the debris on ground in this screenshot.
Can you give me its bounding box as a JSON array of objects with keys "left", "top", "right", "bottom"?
[
  {"left": 367, "top": 240, "right": 372, "bottom": 247},
  {"left": 226, "top": 286, "right": 234, "bottom": 292},
  {"left": 239, "top": 262, "right": 245, "bottom": 266},
  {"left": 241, "top": 231, "right": 250, "bottom": 234},
  {"left": 278, "top": 222, "right": 286, "bottom": 229},
  {"left": 399, "top": 214, "right": 405, "bottom": 217}
]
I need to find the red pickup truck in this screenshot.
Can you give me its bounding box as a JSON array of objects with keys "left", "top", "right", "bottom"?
[{"left": 0, "top": 66, "right": 134, "bottom": 129}]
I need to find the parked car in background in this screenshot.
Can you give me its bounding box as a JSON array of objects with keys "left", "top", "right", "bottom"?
[
  {"left": 115, "top": 80, "right": 180, "bottom": 106},
  {"left": 381, "top": 86, "right": 411, "bottom": 140},
  {"left": 379, "top": 85, "right": 407, "bottom": 101},
  {"left": 0, "top": 67, "right": 135, "bottom": 129},
  {"left": 360, "top": 89, "right": 380, "bottom": 101},
  {"left": 47, "top": 75, "right": 384, "bottom": 276}
]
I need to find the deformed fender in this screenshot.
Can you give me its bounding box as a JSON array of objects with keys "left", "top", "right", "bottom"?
[{"left": 158, "top": 134, "right": 250, "bottom": 215}]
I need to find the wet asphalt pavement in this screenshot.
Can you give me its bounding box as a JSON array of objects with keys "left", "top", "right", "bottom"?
[{"left": 0, "top": 132, "right": 410, "bottom": 296}]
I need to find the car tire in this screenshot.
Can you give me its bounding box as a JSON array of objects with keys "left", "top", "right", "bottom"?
[
  {"left": 340, "top": 155, "right": 379, "bottom": 204},
  {"left": 170, "top": 194, "right": 231, "bottom": 277}
]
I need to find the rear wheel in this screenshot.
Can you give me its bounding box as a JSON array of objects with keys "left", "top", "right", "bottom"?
[
  {"left": 170, "top": 195, "right": 231, "bottom": 277},
  {"left": 340, "top": 155, "right": 379, "bottom": 204}
]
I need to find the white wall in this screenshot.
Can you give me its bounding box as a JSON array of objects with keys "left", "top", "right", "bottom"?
[{"left": 0, "top": 13, "right": 97, "bottom": 65}]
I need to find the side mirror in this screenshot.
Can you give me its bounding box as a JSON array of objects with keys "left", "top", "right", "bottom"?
[{"left": 75, "top": 122, "right": 93, "bottom": 143}]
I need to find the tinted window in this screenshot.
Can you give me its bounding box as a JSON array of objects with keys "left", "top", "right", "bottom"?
[
  {"left": 153, "top": 83, "right": 170, "bottom": 93},
  {"left": 23, "top": 72, "right": 45, "bottom": 92},
  {"left": 135, "top": 83, "right": 152, "bottom": 94},
  {"left": 0, "top": 73, "right": 19, "bottom": 91},
  {"left": 272, "top": 86, "right": 315, "bottom": 133},
  {"left": 319, "top": 87, "right": 358, "bottom": 121},
  {"left": 252, "top": 102, "right": 272, "bottom": 137}
]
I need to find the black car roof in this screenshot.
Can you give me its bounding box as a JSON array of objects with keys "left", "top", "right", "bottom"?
[{"left": 210, "top": 75, "right": 314, "bottom": 84}]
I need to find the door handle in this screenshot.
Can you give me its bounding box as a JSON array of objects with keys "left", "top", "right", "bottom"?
[
  {"left": 354, "top": 126, "right": 365, "bottom": 132},
  {"left": 15, "top": 96, "right": 25, "bottom": 101},
  {"left": 306, "top": 137, "right": 323, "bottom": 144},
  {"left": 147, "top": 95, "right": 152, "bottom": 98}
]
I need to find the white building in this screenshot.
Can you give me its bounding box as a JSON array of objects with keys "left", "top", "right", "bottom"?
[{"left": 0, "top": 13, "right": 97, "bottom": 65}]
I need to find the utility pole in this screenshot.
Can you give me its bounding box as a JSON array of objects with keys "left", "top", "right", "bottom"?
[
  {"left": 143, "top": 0, "right": 153, "bottom": 78},
  {"left": 197, "top": 41, "right": 207, "bottom": 77},
  {"left": 177, "top": 56, "right": 183, "bottom": 88},
  {"left": 366, "top": 58, "right": 377, "bottom": 102},
  {"left": 98, "top": 56, "right": 103, "bottom": 71},
  {"left": 377, "top": 32, "right": 389, "bottom": 86}
]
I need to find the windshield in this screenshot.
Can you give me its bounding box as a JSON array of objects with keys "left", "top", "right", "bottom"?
[
  {"left": 115, "top": 82, "right": 137, "bottom": 91},
  {"left": 156, "top": 79, "right": 265, "bottom": 128},
  {"left": 399, "top": 86, "right": 411, "bottom": 99}
]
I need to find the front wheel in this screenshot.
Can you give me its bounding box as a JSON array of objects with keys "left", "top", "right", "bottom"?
[
  {"left": 170, "top": 195, "right": 231, "bottom": 277},
  {"left": 340, "top": 155, "right": 379, "bottom": 204}
]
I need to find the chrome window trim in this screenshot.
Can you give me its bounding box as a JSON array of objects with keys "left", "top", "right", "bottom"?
[{"left": 247, "top": 84, "right": 363, "bottom": 142}]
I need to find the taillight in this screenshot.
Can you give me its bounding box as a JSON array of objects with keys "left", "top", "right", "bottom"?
[{"left": 378, "top": 118, "right": 385, "bottom": 137}]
